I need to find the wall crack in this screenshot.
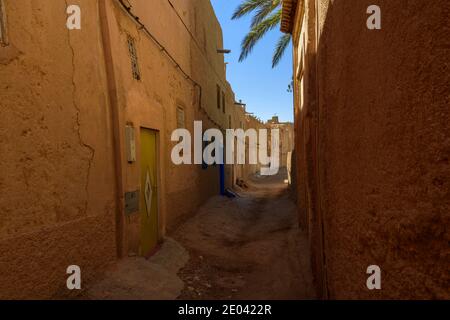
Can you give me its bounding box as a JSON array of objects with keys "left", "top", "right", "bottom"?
[{"left": 64, "top": 0, "right": 95, "bottom": 216}]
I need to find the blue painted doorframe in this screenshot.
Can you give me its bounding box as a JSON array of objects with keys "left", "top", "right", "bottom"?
[
  {"left": 219, "top": 146, "right": 225, "bottom": 195},
  {"left": 220, "top": 163, "right": 225, "bottom": 196}
]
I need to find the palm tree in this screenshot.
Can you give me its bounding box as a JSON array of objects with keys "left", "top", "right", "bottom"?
[{"left": 232, "top": 0, "right": 291, "bottom": 68}]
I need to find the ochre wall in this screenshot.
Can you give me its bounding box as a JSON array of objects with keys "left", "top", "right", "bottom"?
[
  {"left": 319, "top": 0, "right": 449, "bottom": 299},
  {"left": 0, "top": 0, "right": 117, "bottom": 299},
  {"left": 267, "top": 121, "right": 294, "bottom": 170},
  {"left": 103, "top": 0, "right": 231, "bottom": 251},
  {"left": 291, "top": 0, "right": 449, "bottom": 299},
  {"left": 0, "top": 0, "right": 295, "bottom": 299}
]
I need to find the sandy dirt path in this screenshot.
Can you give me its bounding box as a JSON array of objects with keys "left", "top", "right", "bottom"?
[
  {"left": 87, "top": 171, "right": 315, "bottom": 300},
  {"left": 173, "top": 171, "right": 316, "bottom": 300}
]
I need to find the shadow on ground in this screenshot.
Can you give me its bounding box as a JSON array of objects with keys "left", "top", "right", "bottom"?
[
  {"left": 174, "top": 170, "right": 315, "bottom": 300},
  {"left": 87, "top": 170, "right": 315, "bottom": 300}
]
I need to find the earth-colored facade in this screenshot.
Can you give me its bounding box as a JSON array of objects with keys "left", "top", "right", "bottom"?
[
  {"left": 267, "top": 116, "right": 294, "bottom": 171},
  {"left": 0, "top": 0, "right": 283, "bottom": 299},
  {"left": 282, "top": 0, "right": 449, "bottom": 299}
]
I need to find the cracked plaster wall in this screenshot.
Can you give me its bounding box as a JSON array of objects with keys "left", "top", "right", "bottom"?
[{"left": 0, "top": 0, "right": 117, "bottom": 299}]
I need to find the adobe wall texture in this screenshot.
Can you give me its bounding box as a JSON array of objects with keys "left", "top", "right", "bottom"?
[
  {"left": 110, "top": 0, "right": 231, "bottom": 239},
  {"left": 291, "top": 0, "right": 327, "bottom": 297},
  {"left": 292, "top": 0, "right": 449, "bottom": 299},
  {"left": 318, "top": 0, "right": 449, "bottom": 299},
  {"left": 0, "top": 0, "right": 273, "bottom": 298},
  {"left": 0, "top": 0, "right": 117, "bottom": 299},
  {"left": 267, "top": 120, "right": 294, "bottom": 170}
]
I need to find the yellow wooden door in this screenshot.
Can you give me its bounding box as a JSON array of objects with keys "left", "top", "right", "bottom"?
[{"left": 140, "top": 128, "right": 158, "bottom": 256}]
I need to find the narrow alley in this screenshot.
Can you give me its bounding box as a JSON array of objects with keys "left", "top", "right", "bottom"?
[
  {"left": 87, "top": 170, "right": 315, "bottom": 300},
  {"left": 174, "top": 169, "right": 315, "bottom": 300},
  {"left": 0, "top": 0, "right": 448, "bottom": 303}
]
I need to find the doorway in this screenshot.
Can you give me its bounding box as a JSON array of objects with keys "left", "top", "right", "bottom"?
[{"left": 139, "top": 128, "right": 159, "bottom": 256}]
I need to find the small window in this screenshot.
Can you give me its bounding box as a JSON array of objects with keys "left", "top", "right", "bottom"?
[
  {"left": 216, "top": 85, "right": 221, "bottom": 109},
  {"left": 222, "top": 91, "right": 226, "bottom": 113},
  {"left": 0, "top": 0, "right": 8, "bottom": 46},
  {"left": 127, "top": 36, "right": 140, "bottom": 80},
  {"left": 228, "top": 115, "right": 232, "bottom": 129},
  {"left": 176, "top": 106, "right": 185, "bottom": 129}
]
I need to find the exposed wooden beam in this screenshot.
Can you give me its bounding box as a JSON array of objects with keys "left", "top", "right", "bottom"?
[{"left": 280, "top": 0, "right": 299, "bottom": 34}]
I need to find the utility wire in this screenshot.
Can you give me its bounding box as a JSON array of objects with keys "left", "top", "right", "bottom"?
[
  {"left": 116, "top": 0, "right": 227, "bottom": 130},
  {"left": 166, "top": 0, "right": 229, "bottom": 89}
]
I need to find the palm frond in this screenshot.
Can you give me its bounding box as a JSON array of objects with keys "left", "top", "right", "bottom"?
[
  {"left": 231, "top": 0, "right": 272, "bottom": 20},
  {"left": 272, "top": 33, "right": 291, "bottom": 68},
  {"left": 239, "top": 9, "right": 282, "bottom": 62},
  {"left": 250, "top": 0, "right": 281, "bottom": 27}
]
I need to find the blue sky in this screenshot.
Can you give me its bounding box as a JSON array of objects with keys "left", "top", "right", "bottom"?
[{"left": 210, "top": 0, "right": 294, "bottom": 122}]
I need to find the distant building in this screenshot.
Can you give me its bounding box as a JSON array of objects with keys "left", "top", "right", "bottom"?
[{"left": 267, "top": 116, "right": 294, "bottom": 171}]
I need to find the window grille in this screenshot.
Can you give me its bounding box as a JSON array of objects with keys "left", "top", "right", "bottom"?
[{"left": 127, "top": 36, "right": 140, "bottom": 80}]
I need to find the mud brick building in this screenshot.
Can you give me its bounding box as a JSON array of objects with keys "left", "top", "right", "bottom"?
[
  {"left": 0, "top": 0, "right": 281, "bottom": 299},
  {"left": 281, "top": 0, "right": 449, "bottom": 299}
]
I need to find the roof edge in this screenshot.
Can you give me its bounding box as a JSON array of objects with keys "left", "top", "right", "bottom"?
[{"left": 280, "top": 0, "right": 299, "bottom": 34}]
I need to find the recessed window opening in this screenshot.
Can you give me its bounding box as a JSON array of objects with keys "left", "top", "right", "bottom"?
[{"left": 127, "top": 35, "right": 141, "bottom": 80}]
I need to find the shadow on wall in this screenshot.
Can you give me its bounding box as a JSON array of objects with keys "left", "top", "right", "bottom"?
[{"left": 307, "top": 0, "right": 449, "bottom": 299}]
